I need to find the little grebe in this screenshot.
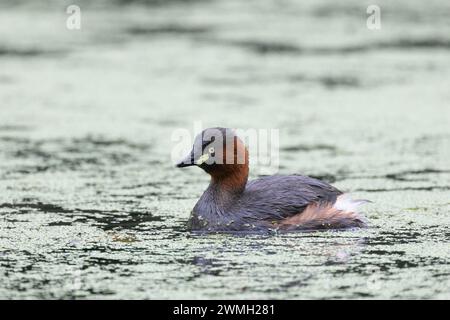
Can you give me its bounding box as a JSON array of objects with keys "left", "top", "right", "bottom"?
[{"left": 176, "top": 127, "right": 368, "bottom": 232}]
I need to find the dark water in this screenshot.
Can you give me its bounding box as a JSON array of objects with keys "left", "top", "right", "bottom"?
[{"left": 0, "top": 0, "right": 449, "bottom": 299}]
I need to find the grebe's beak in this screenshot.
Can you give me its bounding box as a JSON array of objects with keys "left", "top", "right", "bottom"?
[{"left": 176, "top": 151, "right": 195, "bottom": 168}]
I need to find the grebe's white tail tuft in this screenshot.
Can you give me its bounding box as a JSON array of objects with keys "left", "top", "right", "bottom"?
[
  {"left": 279, "top": 194, "right": 370, "bottom": 230},
  {"left": 333, "top": 194, "right": 371, "bottom": 213}
]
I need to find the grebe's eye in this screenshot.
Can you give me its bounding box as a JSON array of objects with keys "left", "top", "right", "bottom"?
[{"left": 208, "top": 147, "right": 215, "bottom": 154}]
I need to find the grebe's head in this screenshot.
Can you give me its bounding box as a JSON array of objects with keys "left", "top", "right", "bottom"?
[{"left": 176, "top": 127, "right": 249, "bottom": 183}]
